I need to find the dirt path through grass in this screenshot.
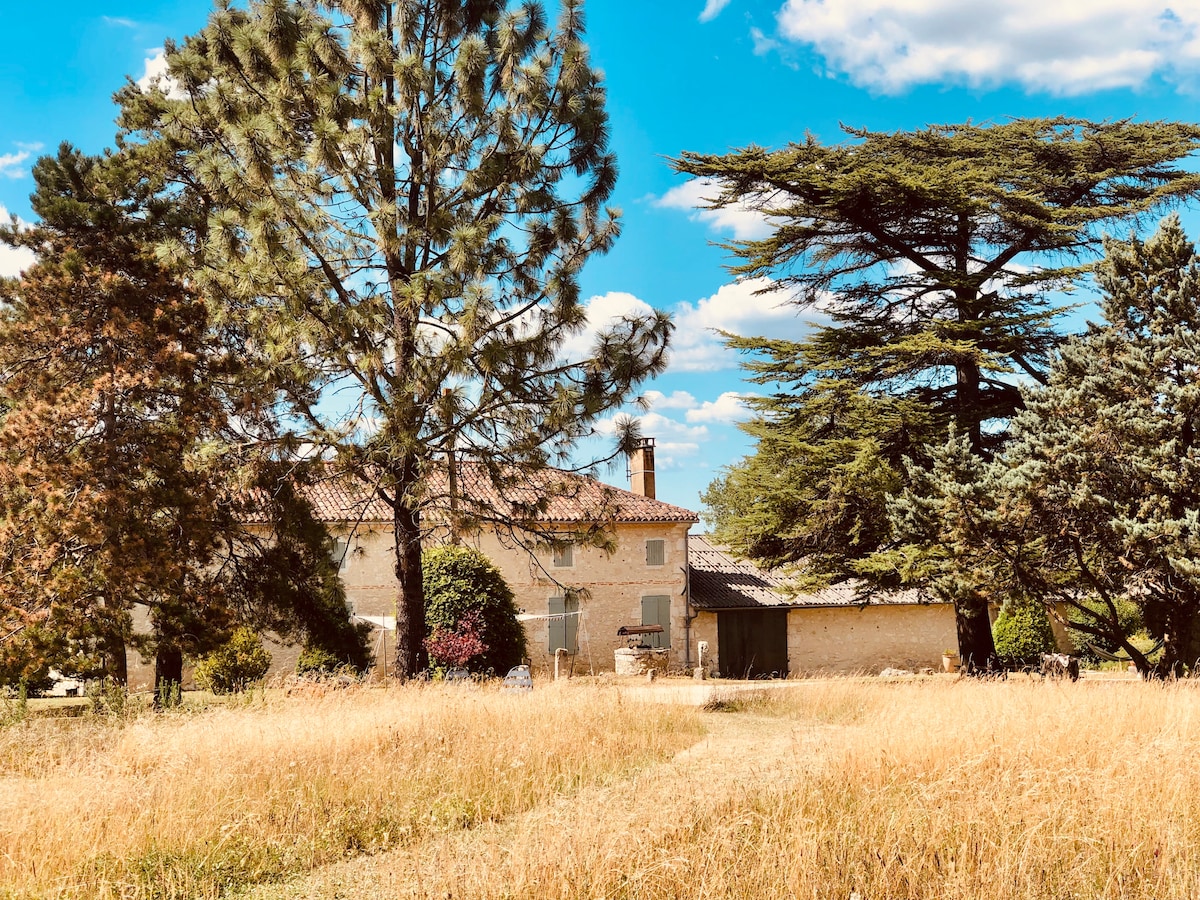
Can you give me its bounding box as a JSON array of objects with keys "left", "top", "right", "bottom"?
[{"left": 243, "top": 707, "right": 808, "bottom": 900}]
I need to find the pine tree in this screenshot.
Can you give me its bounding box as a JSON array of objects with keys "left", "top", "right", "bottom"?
[
  {"left": 681, "top": 119, "right": 1200, "bottom": 671},
  {"left": 119, "top": 0, "right": 670, "bottom": 677},
  {"left": 990, "top": 215, "right": 1200, "bottom": 677},
  {"left": 0, "top": 147, "right": 369, "bottom": 695},
  {"left": 0, "top": 146, "right": 239, "bottom": 688}
]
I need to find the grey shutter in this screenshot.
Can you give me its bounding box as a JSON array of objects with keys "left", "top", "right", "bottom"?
[
  {"left": 548, "top": 596, "right": 565, "bottom": 652},
  {"left": 565, "top": 595, "right": 578, "bottom": 652},
  {"left": 548, "top": 596, "right": 579, "bottom": 653},
  {"left": 641, "top": 595, "right": 671, "bottom": 650},
  {"left": 646, "top": 540, "right": 665, "bottom": 566}
]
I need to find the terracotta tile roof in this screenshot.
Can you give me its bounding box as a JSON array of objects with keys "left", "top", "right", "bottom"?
[
  {"left": 688, "top": 535, "right": 941, "bottom": 610},
  {"left": 300, "top": 462, "right": 699, "bottom": 526}
]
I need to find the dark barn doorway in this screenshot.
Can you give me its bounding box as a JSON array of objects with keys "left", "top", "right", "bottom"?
[{"left": 717, "top": 609, "right": 788, "bottom": 678}]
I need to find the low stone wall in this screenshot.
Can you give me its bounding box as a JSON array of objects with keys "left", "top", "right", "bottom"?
[{"left": 614, "top": 647, "right": 669, "bottom": 676}]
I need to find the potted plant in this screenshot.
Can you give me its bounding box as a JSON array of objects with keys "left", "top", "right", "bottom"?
[{"left": 942, "top": 650, "right": 960, "bottom": 673}]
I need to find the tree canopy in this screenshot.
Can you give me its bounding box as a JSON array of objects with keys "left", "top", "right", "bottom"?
[
  {"left": 0, "top": 146, "right": 239, "bottom": 689},
  {"left": 120, "top": 0, "right": 670, "bottom": 677},
  {"left": 681, "top": 119, "right": 1200, "bottom": 670},
  {"left": 0, "top": 145, "right": 371, "bottom": 694},
  {"left": 983, "top": 216, "right": 1200, "bottom": 676}
]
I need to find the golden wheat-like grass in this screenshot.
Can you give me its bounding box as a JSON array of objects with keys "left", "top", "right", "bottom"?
[
  {"left": 9, "top": 677, "right": 1200, "bottom": 900},
  {"left": 0, "top": 681, "right": 701, "bottom": 900},
  {"left": 268, "top": 677, "right": 1200, "bottom": 900}
]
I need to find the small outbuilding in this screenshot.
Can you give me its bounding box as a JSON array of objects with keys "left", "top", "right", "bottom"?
[{"left": 687, "top": 536, "right": 957, "bottom": 677}]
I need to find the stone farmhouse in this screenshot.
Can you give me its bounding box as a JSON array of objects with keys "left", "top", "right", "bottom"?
[
  {"left": 122, "top": 438, "right": 959, "bottom": 687},
  {"left": 306, "top": 439, "right": 700, "bottom": 677}
]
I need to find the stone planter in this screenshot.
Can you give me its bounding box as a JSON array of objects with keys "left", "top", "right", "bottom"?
[
  {"left": 615, "top": 647, "right": 669, "bottom": 676},
  {"left": 942, "top": 653, "right": 959, "bottom": 673}
]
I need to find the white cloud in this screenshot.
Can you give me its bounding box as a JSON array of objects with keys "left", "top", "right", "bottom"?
[
  {"left": 657, "top": 178, "right": 775, "bottom": 241},
  {"left": 0, "top": 205, "right": 35, "bottom": 278},
  {"left": 573, "top": 279, "right": 827, "bottom": 374},
  {"left": 685, "top": 392, "right": 756, "bottom": 425},
  {"left": 0, "top": 245, "right": 35, "bottom": 279},
  {"left": 750, "top": 26, "right": 782, "bottom": 56},
  {"left": 644, "top": 389, "right": 699, "bottom": 411},
  {"left": 595, "top": 411, "right": 709, "bottom": 443},
  {"left": 699, "top": 0, "right": 733, "bottom": 22},
  {"left": 670, "top": 277, "right": 828, "bottom": 372},
  {"left": 557, "top": 290, "right": 659, "bottom": 364},
  {"left": 137, "top": 48, "right": 187, "bottom": 99},
  {"left": 0, "top": 151, "right": 30, "bottom": 180},
  {"left": 653, "top": 441, "right": 702, "bottom": 470},
  {"left": 773, "top": 0, "right": 1200, "bottom": 95}
]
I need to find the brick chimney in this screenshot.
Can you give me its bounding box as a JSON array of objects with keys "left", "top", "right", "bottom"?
[{"left": 629, "top": 437, "right": 656, "bottom": 499}]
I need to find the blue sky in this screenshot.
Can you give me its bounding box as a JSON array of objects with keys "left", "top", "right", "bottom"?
[{"left": 4, "top": 0, "right": 1200, "bottom": 514}]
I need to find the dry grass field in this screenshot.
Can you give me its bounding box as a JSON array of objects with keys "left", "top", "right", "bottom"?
[{"left": 5, "top": 676, "right": 1200, "bottom": 899}]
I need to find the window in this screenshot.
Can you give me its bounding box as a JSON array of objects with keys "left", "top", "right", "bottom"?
[
  {"left": 552, "top": 544, "right": 573, "bottom": 568},
  {"left": 548, "top": 595, "right": 579, "bottom": 653},
  {"left": 332, "top": 538, "right": 350, "bottom": 571},
  {"left": 645, "top": 539, "right": 666, "bottom": 567},
  {"left": 641, "top": 595, "right": 671, "bottom": 650}
]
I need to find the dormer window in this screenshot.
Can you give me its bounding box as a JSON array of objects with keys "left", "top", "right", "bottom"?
[{"left": 645, "top": 539, "right": 665, "bottom": 567}]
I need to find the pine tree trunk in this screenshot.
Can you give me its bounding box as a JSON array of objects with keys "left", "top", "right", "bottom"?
[
  {"left": 391, "top": 455, "right": 427, "bottom": 680},
  {"left": 103, "top": 632, "right": 128, "bottom": 685},
  {"left": 154, "top": 644, "right": 183, "bottom": 705},
  {"left": 955, "top": 593, "right": 999, "bottom": 674}
]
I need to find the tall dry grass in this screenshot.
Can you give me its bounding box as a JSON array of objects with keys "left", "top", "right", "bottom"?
[
  {"left": 0, "top": 681, "right": 701, "bottom": 900},
  {"left": 364, "top": 678, "right": 1200, "bottom": 900}
]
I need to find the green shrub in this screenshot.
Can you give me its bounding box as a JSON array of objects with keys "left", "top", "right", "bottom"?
[
  {"left": 423, "top": 546, "right": 526, "bottom": 675},
  {"left": 194, "top": 628, "right": 272, "bottom": 694},
  {"left": 296, "top": 645, "right": 343, "bottom": 675},
  {"left": 993, "top": 599, "right": 1057, "bottom": 666}
]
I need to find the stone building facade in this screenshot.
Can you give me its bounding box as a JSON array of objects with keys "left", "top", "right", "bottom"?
[{"left": 688, "top": 535, "right": 958, "bottom": 676}]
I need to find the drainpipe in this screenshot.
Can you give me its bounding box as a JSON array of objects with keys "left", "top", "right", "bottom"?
[{"left": 683, "top": 530, "right": 693, "bottom": 670}]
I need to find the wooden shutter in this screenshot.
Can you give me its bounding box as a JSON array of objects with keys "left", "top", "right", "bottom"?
[
  {"left": 645, "top": 539, "right": 665, "bottom": 566},
  {"left": 548, "top": 596, "right": 579, "bottom": 653},
  {"left": 548, "top": 596, "right": 565, "bottom": 652},
  {"left": 641, "top": 595, "right": 671, "bottom": 650}
]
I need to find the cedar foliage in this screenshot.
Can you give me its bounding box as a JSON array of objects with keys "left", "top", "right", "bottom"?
[
  {"left": 682, "top": 119, "right": 1200, "bottom": 671},
  {"left": 120, "top": 0, "right": 671, "bottom": 678}
]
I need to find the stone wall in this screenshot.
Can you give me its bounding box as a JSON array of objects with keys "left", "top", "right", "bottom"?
[{"left": 787, "top": 603, "right": 958, "bottom": 674}]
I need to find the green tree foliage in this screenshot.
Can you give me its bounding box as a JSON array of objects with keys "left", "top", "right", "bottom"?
[
  {"left": 0, "top": 147, "right": 370, "bottom": 696},
  {"left": 986, "top": 216, "right": 1200, "bottom": 677},
  {"left": 120, "top": 0, "right": 671, "bottom": 678},
  {"left": 1068, "top": 598, "right": 1144, "bottom": 661},
  {"left": 422, "top": 545, "right": 524, "bottom": 675},
  {"left": 680, "top": 119, "right": 1200, "bottom": 671},
  {"left": 992, "top": 600, "right": 1057, "bottom": 667},
  {"left": 0, "top": 146, "right": 240, "bottom": 690},
  {"left": 194, "top": 627, "right": 272, "bottom": 694},
  {"left": 234, "top": 474, "right": 373, "bottom": 674}
]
